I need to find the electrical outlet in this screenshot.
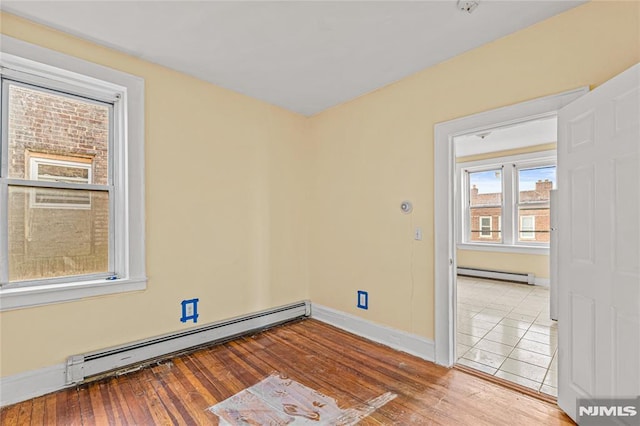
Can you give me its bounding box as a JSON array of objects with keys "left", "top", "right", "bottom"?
[
  {"left": 357, "top": 290, "right": 368, "bottom": 310},
  {"left": 180, "top": 298, "right": 199, "bottom": 323}
]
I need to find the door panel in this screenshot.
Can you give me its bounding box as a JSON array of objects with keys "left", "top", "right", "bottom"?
[
  {"left": 612, "top": 156, "right": 639, "bottom": 274},
  {"left": 569, "top": 166, "right": 595, "bottom": 263},
  {"left": 557, "top": 63, "right": 640, "bottom": 421},
  {"left": 569, "top": 292, "right": 595, "bottom": 395}
]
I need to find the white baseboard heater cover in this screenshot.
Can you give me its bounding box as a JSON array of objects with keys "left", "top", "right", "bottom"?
[
  {"left": 66, "top": 301, "right": 310, "bottom": 385},
  {"left": 457, "top": 267, "right": 535, "bottom": 285}
]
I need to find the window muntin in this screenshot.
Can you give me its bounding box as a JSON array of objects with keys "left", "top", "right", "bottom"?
[{"left": 1, "top": 79, "right": 113, "bottom": 285}]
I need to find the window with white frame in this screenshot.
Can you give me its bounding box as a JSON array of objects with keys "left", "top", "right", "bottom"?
[
  {"left": 479, "top": 216, "right": 492, "bottom": 238},
  {"left": 467, "top": 168, "right": 502, "bottom": 243},
  {"left": 520, "top": 216, "right": 536, "bottom": 240},
  {"left": 516, "top": 165, "right": 555, "bottom": 244},
  {"left": 458, "top": 151, "right": 556, "bottom": 250},
  {"left": 30, "top": 153, "right": 94, "bottom": 209},
  {"left": 0, "top": 37, "right": 146, "bottom": 310}
]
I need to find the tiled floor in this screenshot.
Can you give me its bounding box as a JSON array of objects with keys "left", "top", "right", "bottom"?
[{"left": 455, "top": 276, "right": 558, "bottom": 397}]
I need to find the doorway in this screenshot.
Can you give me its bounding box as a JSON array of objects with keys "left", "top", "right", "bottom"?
[
  {"left": 433, "top": 88, "right": 588, "bottom": 387},
  {"left": 452, "top": 118, "right": 559, "bottom": 396}
]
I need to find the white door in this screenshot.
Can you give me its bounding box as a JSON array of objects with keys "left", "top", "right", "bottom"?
[{"left": 557, "top": 63, "right": 640, "bottom": 421}]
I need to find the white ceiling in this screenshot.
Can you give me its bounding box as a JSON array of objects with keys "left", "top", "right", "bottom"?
[
  {"left": 1, "top": 1, "right": 585, "bottom": 116},
  {"left": 454, "top": 115, "right": 558, "bottom": 157}
]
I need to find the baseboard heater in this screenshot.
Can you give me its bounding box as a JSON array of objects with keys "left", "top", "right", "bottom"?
[
  {"left": 65, "top": 300, "right": 311, "bottom": 385},
  {"left": 457, "top": 267, "right": 535, "bottom": 285}
]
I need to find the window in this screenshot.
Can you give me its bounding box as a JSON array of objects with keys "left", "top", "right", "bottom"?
[
  {"left": 0, "top": 36, "right": 145, "bottom": 310},
  {"left": 29, "top": 156, "right": 93, "bottom": 209},
  {"left": 517, "top": 165, "right": 555, "bottom": 243},
  {"left": 479, "top": 216, "right": 492, "bottom": 238},
  {"left": 520, "top": 216, "right": 536, "bottom": 240},
  {"left": 458, "top": 150, "right": 556, "bottom": 251},
  {"left": 2, "top": 82, "right": 111, "bottom": 282},
  {"left": 468, "top": 169, "right": 502, "bottom": 243}
]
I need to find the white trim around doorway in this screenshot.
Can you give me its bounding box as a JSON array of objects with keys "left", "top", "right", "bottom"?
[{"left": 433, "top": 87, "right": 588, "bottom": 367}]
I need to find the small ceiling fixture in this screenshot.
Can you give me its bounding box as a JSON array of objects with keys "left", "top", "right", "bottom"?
[{"left": 457, "top": 1, "right": 480, "bottom": 14}]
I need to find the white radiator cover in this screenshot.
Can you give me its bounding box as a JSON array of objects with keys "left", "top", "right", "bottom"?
[
  {"left": 457, "top": 267, "right": 535, "bottom": 285},
  {"left": 66, "top": 301, "right": 311, "bottom": 384}
]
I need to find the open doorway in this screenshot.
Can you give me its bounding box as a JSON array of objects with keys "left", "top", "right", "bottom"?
[
  {"left": 452, "top": 117, "right": 558, "bottom": 396},
  {"left": 433, "top": 88, "right": 588, "bottom": 398}
]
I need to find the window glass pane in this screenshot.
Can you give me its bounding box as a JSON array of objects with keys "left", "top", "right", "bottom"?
[
  {"left": 469, "top": 169, "right": 502, "bottom": 242},
  {"left": 7, "top": 84, "right": 109, "bottom": 184},
  {"left": 518, "top": 166, "right": 555, "bottom": 243},
  {"left": 7, "top": 186, "right": 109, "bottom": 282},
  {"left": 518, "top": 166, "right": 556, "bottom": 203}
]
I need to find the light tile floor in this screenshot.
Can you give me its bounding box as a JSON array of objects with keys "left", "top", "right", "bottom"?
[{"left": 455, "top": 276, "right": 558, "bottom": 397}]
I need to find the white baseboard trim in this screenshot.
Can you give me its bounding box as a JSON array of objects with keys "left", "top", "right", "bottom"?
[
  {"left": 535, "top": 278, "right": 550, "bottom": 287},
  {"left": 1, "top": 363, "right": 69, "bottom": 407},
  {"left": 311, "top": 303, "right": 434, "bottom": 362}
]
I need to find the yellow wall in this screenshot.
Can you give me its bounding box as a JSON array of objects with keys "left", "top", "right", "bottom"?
[
  {"left": 0, "top": 13, "right": 310, "bottom": 376},
  {"left": 308, "top": 1, "right": 640, "bottom": 338},
  {"left": 456, "top": 143, "right": 557, "bottom": 279},
  {"left": 1, "top": 1, "right": 639, "bottom": 378}
]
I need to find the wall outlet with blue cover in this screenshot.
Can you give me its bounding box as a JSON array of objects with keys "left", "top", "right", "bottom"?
[
  {"left": 357, "top": 290, "right": 368, "bottom": 310},
  {"left": 180, "top": 298, "right": 199, "bottom": 323}
]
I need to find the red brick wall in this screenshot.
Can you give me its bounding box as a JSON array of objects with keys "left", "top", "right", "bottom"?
[{"left": 469, "top": 180, "right": 551, "bottom": 243}]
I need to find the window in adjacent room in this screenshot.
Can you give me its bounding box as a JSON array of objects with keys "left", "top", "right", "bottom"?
[
  {"left": 459, "top": 151, "right": 556, "bottom": 250},
  {"left": 29, "top": 155, "right": 93, "bottom": 209},
  {"left": 517, "top": 165, "right": 555, "bottom": 244},
  {"left": 468, "top": 169, "right": 502, "bottom": 243}
]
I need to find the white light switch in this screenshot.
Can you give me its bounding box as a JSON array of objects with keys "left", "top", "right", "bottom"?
[{"left": 414, "top": 227, "right": 422, "bottom": 241}]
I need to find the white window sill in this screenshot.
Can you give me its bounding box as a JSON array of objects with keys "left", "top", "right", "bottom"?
[
  {"left": 0, "top": 277, "right": 147, "bottom": 311},
  {"left": 457, "top": 243, "right": 549, "bottom": 255}
]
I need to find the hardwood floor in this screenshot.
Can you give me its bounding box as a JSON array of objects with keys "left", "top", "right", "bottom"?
[{"left": 0, "top": 318, "right": 574, "bottom": 425}]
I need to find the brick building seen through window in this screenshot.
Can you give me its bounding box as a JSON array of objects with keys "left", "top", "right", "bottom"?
[
  {"left": 7, "top": 84, "right": 110, "bottom": 282},
  {"left": 469, "top": 178, "right": 553, "bottom": 243}
]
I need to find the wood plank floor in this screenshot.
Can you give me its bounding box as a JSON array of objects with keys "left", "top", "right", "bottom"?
[{"left": 0, "top": 318, "right": 574, "bottom": 425}]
